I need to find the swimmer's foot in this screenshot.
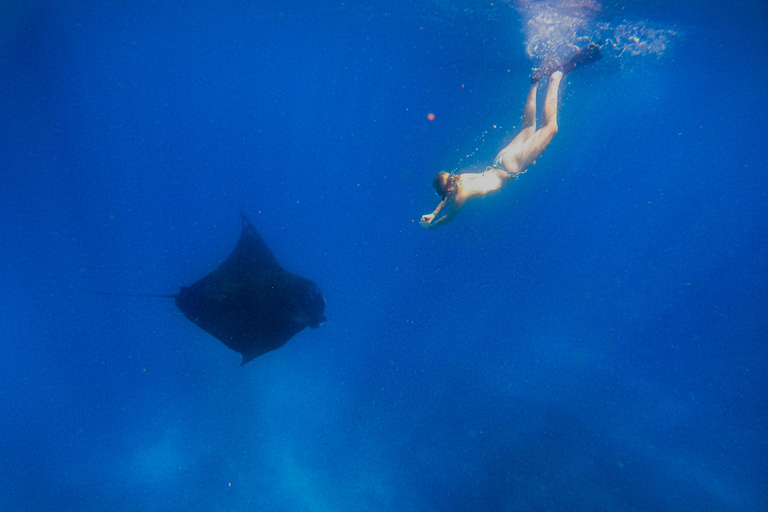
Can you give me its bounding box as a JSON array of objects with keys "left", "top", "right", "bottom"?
[
  {"left": 531, "top": 63, "right": 553, "bottom": 83},
  {"left": 531, "top": 43, "right": 601, "bottom": 82},
  {"left": 560, "top": 43, "right": 602, "bottom": 74}
]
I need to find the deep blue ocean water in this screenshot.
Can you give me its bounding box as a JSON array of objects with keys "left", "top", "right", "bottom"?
[{"left": 2, "top": 1, "right": 766, "bottom": 510}]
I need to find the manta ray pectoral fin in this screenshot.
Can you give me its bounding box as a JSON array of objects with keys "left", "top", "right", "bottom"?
[{"left": 176, "top": 214, "right": 327, "bottom": 367}]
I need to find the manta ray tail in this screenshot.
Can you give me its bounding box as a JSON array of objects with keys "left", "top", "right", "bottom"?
[{"left": 83, "top": 290, "right": 177, "bottom": 299}]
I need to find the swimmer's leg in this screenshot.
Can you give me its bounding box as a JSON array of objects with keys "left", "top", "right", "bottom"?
[
  {"left": 520, "top": 82, "right": 538, "bottom": 136},
  {"left": 506, "top": 70, "right": 562, "bottom": 172},
  {"left": 493, "top": 82, "right": 538, "bottom": 169},
  {"left": 541, "top": 70, "right": 561, "bottom": 128}
]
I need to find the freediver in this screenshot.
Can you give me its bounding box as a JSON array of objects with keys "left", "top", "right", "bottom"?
[{"left": 419, "top": 43, "right": 601, "bottom": 229}]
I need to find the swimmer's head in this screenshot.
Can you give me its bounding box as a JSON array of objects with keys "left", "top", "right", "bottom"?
[{"left": 433, "top": 171, "right": 459, "bottom": 200}]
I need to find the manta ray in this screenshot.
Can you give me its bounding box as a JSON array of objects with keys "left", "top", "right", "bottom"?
[{"left": 173, "top": 214, "right": 326, "bottom": 365}]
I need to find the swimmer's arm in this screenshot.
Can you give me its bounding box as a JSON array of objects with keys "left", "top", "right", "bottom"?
[
  {"left": 420, "top": 197, "right": 449, "bottom": 227},
  {"left": 425, "top": 199, "right": 465, "bottom": 229}
]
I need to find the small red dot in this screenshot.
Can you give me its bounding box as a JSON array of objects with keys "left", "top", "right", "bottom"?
[{"left": 427, "top": 113, "right": 435, "bottom": 121}]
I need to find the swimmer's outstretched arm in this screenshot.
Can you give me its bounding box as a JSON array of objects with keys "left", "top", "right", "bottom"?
[
  {"left": 420, "top": 197, "right": 465, "bottom": 229},
  {"left": 420, "top": 197, "right": 448, "bottom": 227}
]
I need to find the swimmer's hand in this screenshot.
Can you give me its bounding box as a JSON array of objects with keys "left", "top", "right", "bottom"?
[{"left": 420, "top": 214, "right": 435, "bottom": 228}]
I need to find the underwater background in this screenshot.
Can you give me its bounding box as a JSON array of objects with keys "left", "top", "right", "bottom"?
[{"left": 1, "top": 0, "right": 766, "bottom": 510}]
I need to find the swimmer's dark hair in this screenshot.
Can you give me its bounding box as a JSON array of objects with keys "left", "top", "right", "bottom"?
[{"left": 433, "top": 172, "right": 459, "bottom": 200}]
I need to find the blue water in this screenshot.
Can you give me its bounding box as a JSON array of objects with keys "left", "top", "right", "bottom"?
[{"left": 2, "top": 1, "right": 766, "bottom": 510}]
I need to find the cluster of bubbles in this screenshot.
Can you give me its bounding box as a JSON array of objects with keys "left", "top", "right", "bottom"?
[
  {"left": 515, "top": 0, "right": 601, "bottom": 64},
  {"left": 511, "top": 0, "right": 676, "bottom": 66},
  {"left": 600, "top": 20, "right": 676, "bottom": 57},
  {"left": 454, "top": 125, "right": 506, "bottom": 169}
]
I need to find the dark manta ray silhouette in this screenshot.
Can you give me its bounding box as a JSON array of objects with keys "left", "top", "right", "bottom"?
[
  {"left": 173, "top": 214, "right": 326, "bottom": 365},
  {"left": 92, "top": 215, "right": 325, "bottom": 365}
]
